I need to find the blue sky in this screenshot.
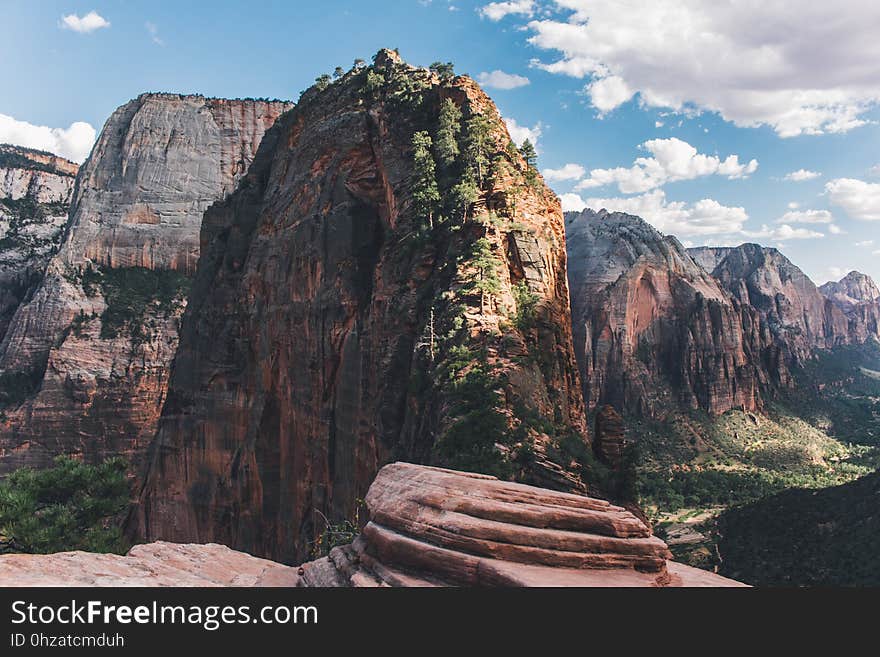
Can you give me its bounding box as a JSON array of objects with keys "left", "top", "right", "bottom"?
[{"left": 2, "top": 0, "right": 879, "bottom": 285}]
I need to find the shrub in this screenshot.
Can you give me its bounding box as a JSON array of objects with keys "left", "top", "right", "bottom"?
[{"left": 0, "top": 456, "right": 131, "bottom": 555}]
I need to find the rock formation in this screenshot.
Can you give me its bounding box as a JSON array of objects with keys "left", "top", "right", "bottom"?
[
  {"left": 0, "top": 463, "right": 744, "bottom": 587},
  {"left": 0, "top": 95, "right": 291, "bottom": 476},
  {"left": 565, "top": 209, "right": 761, "bottom": 416},
  {"left": 132, "top": 50, "right": 588, "bottom": 563},
  {"left": 819, "top": 271, "right": 880, "bottom": 309},
  {"left": 0, "top": 145, "right": 78, "bottom": 343},
  {"left": 593, "top": 404, "right": 627, "bottom": 468}
]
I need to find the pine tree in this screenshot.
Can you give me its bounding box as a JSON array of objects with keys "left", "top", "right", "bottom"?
[
  {"left": 429, "top": 61, "right": 455, "bottom": 82},
  {"left": 450, "top": 173, "right": 479, "bottom": 222},
  {"left": 411, "top": 131, "right": 440, "bottom": 229},
  {"left": 471, "top": 237, "right": 501, "bottom": 314},
  {"left": 519, "top": 139, "right": 537, "bottom": 168},
  {"left": 435, "top": 98, "right": 462, "bottom": 169},
  {"left": 333, "top": 66, "right": 345, "bottom": 79},
  {"left": 463, "top": 115, "right": 492, "bottom": 186},
  {"left": 315, "top": 74, "right": 332, "bottom": 91}
]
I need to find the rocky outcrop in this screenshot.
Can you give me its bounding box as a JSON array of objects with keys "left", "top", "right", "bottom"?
[
  {"left": 819, "top": 271, "right": 880, "bottom": 309},
  {"left": 0, "top": 542, "right": 301, "bottom": 586},
  {"left": 0, "top": 463, "right": 744, "bottom": 586},
  {"left": 133, "top": 50, "right": 588, "bottom": 564},
  {"left": 593, "top": 404, "right": 627, "bottom": 468},
  {"left": 0, "top": 95, "right": 291, "bottom": 476},
  {"left": 0, "top": 145, "right": 78, "bottom": 344},
  {"left": 565, "top": 210, "right": 761, "bottom": 416}
]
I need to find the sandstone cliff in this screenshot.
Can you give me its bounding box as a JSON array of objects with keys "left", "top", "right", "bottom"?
[
  {"left": 0, "top": 96, "right": 291, "bottom": 475},
  {"left": 133, "top": 50, "right": 588, "bottom": 563},
  {"left": 0, "top": 145, "right": 78, "bottom": 345},
  {"left": 566, "top": 210, "right": 761, "bottom": 417}
]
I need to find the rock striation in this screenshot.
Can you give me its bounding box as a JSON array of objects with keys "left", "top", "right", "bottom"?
[
  {"left": 0, "top": 95, "right": 291, "bottom": 476},
  {"left": 133, "top": 51, "right": 588, "bottom": 563},
  {"left": 0, "top": 463, "right": 744, "bottom": 587},
  {"left": 565, "top": 210, "right": 762, "bottom": 416},
  {"left": 0, "top": 145, "right": 78, "bottom": 343}
]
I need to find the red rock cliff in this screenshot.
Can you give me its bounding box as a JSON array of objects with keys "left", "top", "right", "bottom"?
[{"left": 133, "top": 51, "right": 588, "bottom": 563}]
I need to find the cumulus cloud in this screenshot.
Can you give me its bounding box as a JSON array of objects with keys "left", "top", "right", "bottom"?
[
  {"left": 542, "top": 163, "right": 585, "bottom": 182},
  {"left": 583, "top": 189, "right": 749, "bottom": 238},
  {"left": 503, "top": 116, "right": 542, "bottom": 149},
  {"left": 784, "top": 169, "right": 822, "bottom": 181},
  {"left": 776, "top": 209, "right": 833, "bottom": 224},
  {"left": 0, "top": 114, "right": 96, "bottom": 163},
  {"left": 573, "top": 137, "right": 757, "bottom": 194},
  {"left": 60, "top": 11, "right": 110, "bottom": 34},
  {"left": 477, "top": 70, "right": 530, "bottom": 90},
  {"left": 744, "top": 224, "right": 825, "bottom": 241},
  {"left": 480, "top": 0, "right": 534, "bottom": 21},
  {"left": 559, "top": 192, "right": 588, "bottom": 212},
  {"left": 826, "top": 178, "right": 880, "bottom": 221},
  {"left": 828, "top": 224, "right": 845, "bottom": 234},
  {"left": 855, "top": 239, "right": 874, "bottom": 247},
  {"left": 525, "top": 1, "right": 880, "bottom": 136}
]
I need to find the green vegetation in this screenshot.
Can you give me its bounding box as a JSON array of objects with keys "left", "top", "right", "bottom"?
[
  {"left": 411, "top": 131, "right": 440, "bottom": 229},
  {"left": 91, "top": 266, "right": 190, "bottom": 341},
  {"left": 717, "top": 471, "right": 880, "bottom": 586},
  {"left": 0, "top": 366, "right": 45, "bottom": 409},
  {"left": 314, "top": 73, "right": 332, "bottom": 91},
  {"left": 429, "top": 61, "right": 455, "bottom": 82},
  {"left": 0, "top": 457, "right": 130, "bottom": 555},
  {"left": 309, "top": 500, "right": 365, "bottom": 559},
  {"left": 0, "top": 146, "right": 72, "bottom": 176},
  {"left": 512, "top": 280, "right": 539, "bottom": 332},
  {"left": 435, "top": 98, "right": 462, "bottom": 169}
]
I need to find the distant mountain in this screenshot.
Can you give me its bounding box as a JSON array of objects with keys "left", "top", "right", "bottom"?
[
  {"left": 820, "top": 270, "right": 880, "bottom": 309},
  {"left": 565, "top": 209, "right": 761, "bottom": 416}
]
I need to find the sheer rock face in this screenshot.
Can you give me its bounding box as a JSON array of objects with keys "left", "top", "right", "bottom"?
[
  {"left": 0, "top": 95, "right": 292, "bottom": 476},
  {"left": 0, "top": 146, "right": 78, "bottom": 342},
  {"left": 593, "top": 404, "right": 626, "bottom": 469},
  {"left": 133, "top": 52, "right": 587, "bottom": 564},
  {"left": 565, "top": 210, "right": 761, "bottom": 417},
  {"left": 691, "top": 244, "right": 880, "bottom": 360}
]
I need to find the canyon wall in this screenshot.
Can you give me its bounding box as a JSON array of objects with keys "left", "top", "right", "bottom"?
[
  {"left": 0, "top": 95, "right": 291, "bottom": 475},
  {"left": 0, "top": 145, "right": 77, "bottom": 343},
  {"left": 133, "top": 51, "right": 588, "bottom": 563},
  {"left": 566, "top": 210, "right": 762, "bottom": 416}
]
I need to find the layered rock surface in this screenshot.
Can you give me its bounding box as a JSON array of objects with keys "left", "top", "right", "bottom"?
[
  {"left": 0, "top": 463, "right": 744, "bottom": 586},
  {"left": 0, "top": 95, "right": 291, "bottom": 476},
  {"left": 565, "top": 209, "right": 761, "bottom": 416},
  {"left": 819, "top": 271, "right": 880, "bottom": 309},
  {"left": 133, "top": 51, "right": 588, "bottom": 563},
  {"left": 0, "top": 145, "right": 78, "bottom": 344}
]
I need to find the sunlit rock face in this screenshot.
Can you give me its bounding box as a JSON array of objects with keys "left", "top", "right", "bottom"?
[{"left": 0, "top": 95, "right": 292, "bottom": 477}]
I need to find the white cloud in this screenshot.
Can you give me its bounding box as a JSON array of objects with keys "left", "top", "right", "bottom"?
[
  {"left": 826, "top": 178, "right": 880, "bottom": 221},
  {"left": 560, "top": 192, "right": 587, "bottom": 212},
  {"left": 525, "top": 1, "right": 880, "bottom": 136},
  {"left": 829, "top": 224, "right": 845, "bottom": 234},
  {"left": 587, "top": 76, "right": 634, "bottom": 113},
  {"left": 776, "top": 209, "right": 833, "bottom": 224},
  {"left": 784, "top": 169, "right": 822, "bottom": 181},
  {"left": 855, "top": 239, "right": 874, "bottom": 247},
  {"left": 479, "top": 0, "right": 534, "bottom": 21},
  {"left": 583, "top": 189, "right": 749, "bottom": 237},
  {"left": 542, "top": 163, "right": 585, "bottom": 182},
  {"left": 503, "top": 116, "right": 542, "bottom": 149},
  {"left": 574, "top": 137, "right": 757, "bottom": 194},
  {"left": 477, "top": 70, "right": 530, "bottom": 90},
  {"left": 828, "top": 266, "right": 849, "bottom": 280},
  {"left": 655, "top": 120, "right": 664, "bottom": 128},
  {"left": 869, "top": 165, "right": 880, "bottom": 177},
  {"left": 60, "top": 11, "right": 110, "bottom": 34},
  {"left": 0, "top": 114, "right": 96, "bottom": 163},
  {"left": 787, "top": 201, "right": 800, "bottom": 209},
  {"left": 744, "top": 224, "right": 825, "bottom": 241},
  {"left": 145, "top": 22, "right": 164, "bottom": 46}
]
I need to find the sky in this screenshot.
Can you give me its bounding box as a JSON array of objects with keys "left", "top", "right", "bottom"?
[{"left": 1, "top": 0, "right": 879, "bottom": 285}]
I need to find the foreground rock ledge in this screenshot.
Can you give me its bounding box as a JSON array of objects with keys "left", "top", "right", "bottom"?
[{"left": 0, "top": 463, "right": 744, "bottom": 587}]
